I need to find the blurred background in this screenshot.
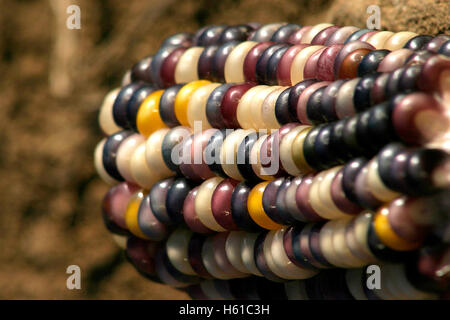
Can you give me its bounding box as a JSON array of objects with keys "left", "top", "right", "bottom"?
[{"left": 0, "top": 0, "right": 448, "bottom": 299}]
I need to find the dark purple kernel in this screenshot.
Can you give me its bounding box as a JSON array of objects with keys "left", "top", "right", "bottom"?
[
  {"left": 112, "top": 82, "right": 146, "bottom": 128},
  {"left": 341, "top": 157, "right": 368, "bottom": 204},
  {"left": 197, "top": 45, "right": 219, "bottom": 81},
  {"left": 102, "top": 130, "right": 134, "bottom": 181},
  {"left": 159, "top": 84, "right": 183, "bottom": 127},
  {"left": 357, "top": 49, "right": 390, "bottom": 77}
]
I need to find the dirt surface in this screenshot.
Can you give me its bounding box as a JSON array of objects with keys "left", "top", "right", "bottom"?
[{"left": 0, "top": 0, "right": 448, "bottom": 299}]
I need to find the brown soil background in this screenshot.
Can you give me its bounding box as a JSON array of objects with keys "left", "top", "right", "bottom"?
[{"left": 0, "top": 0, "right": 448, "bottom": 299}]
